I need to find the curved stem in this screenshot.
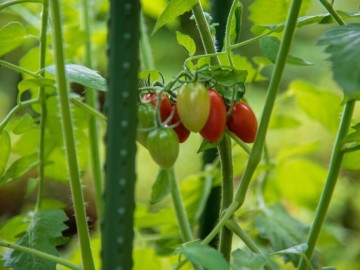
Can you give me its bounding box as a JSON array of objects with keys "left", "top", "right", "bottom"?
[
  {"left": 81, "top": 0, "right": 104, "bottom": 222},
  {"left": 35, "top": 0, "right": 49, "bottom": 212},
  {"left": 49, "top": 0, "right": 95, "bottom": 269},
  {"left": 0, "top": 240, "right": 81, "bottom": 270},
  {"left": 0, "top": 0, "right": 42, "bottom": 11},
  {"left": 0, "top": 59, "right": 39, "bottom": 78}
]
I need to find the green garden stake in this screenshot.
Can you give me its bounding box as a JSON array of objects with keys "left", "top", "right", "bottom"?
[{"left": 101, "top": 0, "right": 140, "bottom": 269}]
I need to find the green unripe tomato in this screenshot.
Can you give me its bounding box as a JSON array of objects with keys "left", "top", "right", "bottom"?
[
  {"left": 147, "top": 128, "right": 179, "bottom": 169},
  {"left": 137, "top": 104, "right": 155, "bottom": 147},
  {"left": 176, "top": 82, "right": 210, "bottom": 132}
]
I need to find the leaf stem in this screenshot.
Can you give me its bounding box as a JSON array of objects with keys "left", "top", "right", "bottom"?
[
  {"left": 0, "top": 59, "right": 39, "bottom": 78},
  {"left": 226, "top": 129, "right": 251, "bottom": 155},
  {"left": 0, "top": 240, "right": 81, "bottom": 270},
  {"left": 35, "top": 0, "right": 49, "bottom": 212},
  {"left": 140, "top": 11, "right": 155, "bottom": 70},
  {"left": 81, "top": 0, "right": 104, "bottom": 222},
  {"left": 70, "top": 97, "right": 107, "bottom": 123},
  {"left": 319, "top": 0, "right": 346, "bottom": 25},
  {"left": 49, "top": 0, "right": 95, "bottom": 269}
]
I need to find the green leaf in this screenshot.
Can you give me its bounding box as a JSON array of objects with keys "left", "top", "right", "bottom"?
[
  {"left": 11, "top": 114, "right": 34, "bottom": 135},
  {"left": 273, "top": 243, "right": 308, "bottom": 256},
  {"left": 0, "top": 215, "right": 29, "bottom": 243},
  {"left": 251, "top": 11, "right": 360, "bottom": 35},
  {"left": 45, "top": 64, "right": 107, "bottom": 91},
  {"left": 0, "top": 22, "right": 27, "bottom": 57},
  {"left": 3, "top": 209, "right": 68, "bottom": 270},
  {"left": 0, "top": 154, "right": 39, "bottom": 187},
  {"left": 343, "top": 123, "right": 360, "bottom": 144},
  {"left": 269, "top": 114, "right": 301, "bottom": 129},
  {"left": 225, "top": 1, "right": 242, "bottom": 46},
  {"left": 176, "top": 31, "right": 196, "bottom": 56},
  {"left": 318, "top": 24, "right": 360, "bottom": 100},
  {"left": 0, "top": 131, "right": 11, "bottom": 177},
  {"left": 17, "top": 78, "right": 55, "bottom": 97},
  {"left": 197, "top": 139, "right": 220, "bottom": 153},
  {"left": 150, "top": 168, "right": 172, "bottom": 204},
  {"left": 249, "top": 0, "right": 311, "bottom": 33},
  {"left": 231, "top": 249, "right": 267, "bottom": 270},
  {"left": 255, "top": 204, "right": 308, "bottom": 265},
  {"left": 138, "top": 70, "right": 162, "bottom": 82},
  {"left": 174, "top": 243, "right": 229, "bottom": 270},
  {"left": 260, "top": 36, "right": 312, "bottom": 66},
  {"left": 212, "top": 68, "right": 248, "bottom": 87},
  {"left": 152, "top": 0, "right": 197, "bottom": 34},
  {"left": 290, "top": 80, "right": 342, "bottom": 132}
]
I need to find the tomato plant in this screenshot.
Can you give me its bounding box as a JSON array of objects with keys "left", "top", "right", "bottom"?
[
  {"left": 199, "top": 89, "right": 227, "bottom": 142},
  {"left": 227, "top": 101, "right": 258, "bottom": 143},
  {"left": 137, "top": 103, "right": 155, "bottom": 147},
  {"left": 176, "top": 82, "right": 210, "bottom": 132},
  {"left": 142, "top": 92, "right": 172, "bottom": 123},
  {"left": 170, "top": 104, "right": 191, "bottom": 143},
  {"left": 147, "top": 128, "right": 179, "bottom": 169}
]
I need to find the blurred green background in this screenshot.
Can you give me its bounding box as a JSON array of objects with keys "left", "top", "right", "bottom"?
[{"left": 0, "top": 0, "right": 360, "bottom": 269}]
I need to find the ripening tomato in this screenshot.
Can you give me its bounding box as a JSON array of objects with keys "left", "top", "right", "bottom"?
[
  {"left": 147, "top": 128, "right": 179, "bottom": 169},
  {"left": 227, "top": 101, "right": 258, "bottom": 143},
  {"left": 142, "top": 92, "right": 172, "bottom": 122},
  {"left": 176, "top": 82, "right": 210, "bottom": 132},
  {"left": 200, "top": 89, "right": 226, "bottom": 142},
  {"left": 137, "top": 103, "right": 155, "bottom": 147},
  {"left": 170, "top": 104, "right": 190, "bottom": 143}
]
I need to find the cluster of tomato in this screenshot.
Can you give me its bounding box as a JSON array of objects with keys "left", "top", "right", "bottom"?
[{"left": 137, "top": 81, "right": 258, "bottom": 169}]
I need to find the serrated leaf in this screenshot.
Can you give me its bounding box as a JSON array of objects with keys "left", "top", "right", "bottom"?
[
  {"left": 231, "top": 249, "right": 267, "bottom": 270},
  {"left": 150, "top": 168, "right": 172, "bottom": 204},
  {"left": 290, "top": 80, "right": 342, "bottom": 132},
  {"left": 0, "top": 22, "right": 27, "bottom": 57},
  {"left": 174, "top": 243, "right": 229, "bottom": 270},
  {"left": 318, "top": 24, "right": 360, "bottom": 100},
  {"left": 249, "top": 0, "right": 311, "bottom": 33},
  {"left": 260, "top": 36, "right": 312, "bottom": 66},
  {"left": 269, "top": 114, "right": 301, "bottom": 129},
  {"left": 176, "top": 31, "right": 196, "bottom": 56},
  {"left": 0, "top": 131, "right": 11, "bottom": 177},
  {"left": 343, "top": 122, "right": 360, "bottom": 144},
  {"left": 3, "top": 210, "right": 68, "bottom": 270},
  {"left": 0, "top": 154, "right": 39, "bottom": 187},
  {"left": 255, "top": 204, "right": 308, "bottom": 265},
  {"left": 251, "top": 11, "right": 360, "bottom": 35},
  {"left": 152, "top": 0, "right": 197, "bottom": 35},
  {"left": 45, "top": 64, "right": 107, "bottom": 91}
]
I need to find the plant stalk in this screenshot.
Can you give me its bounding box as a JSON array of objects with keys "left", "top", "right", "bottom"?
[
  {"left": 48, "top": 0, "right": 95, "bottom": 269},
  {"left": 35, "top": 0, "right": 49, "bottom": 212},
  {"left": 81, "top": 0, "right": 104, "bottom": 222}
]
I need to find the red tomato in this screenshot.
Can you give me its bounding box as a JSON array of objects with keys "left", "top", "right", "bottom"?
[
  {"left": 227, "top": 101, "right": 258, "bottom": 143},
  {"left": 200, "top": 89, "right": 227, "bottom": 142},
  {"left": 142, "top": 93, "right": 172, "bottom": 122},
  {"left": 170, "top": 104, "right": 190, "bottom": 143}
]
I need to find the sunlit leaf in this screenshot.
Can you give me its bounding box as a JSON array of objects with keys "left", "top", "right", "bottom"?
[
  {"left": 318, "top": 24, "right": 360, "bottom": 100},
  {"left": 176, "top": 31, "right": 196, "bottom": 56},
  {"left": 269, "top": 114, "right": 301, "bottom": 129},
  {"left": 260, "top": 36, "right": 312, "bottom": 66},
  {"left": 11, "top": 114, "right": 34, "bottom": 135},
  {"left": 255, "top": 204, "right": 308, "bottom": 265},
  {"left": 17, "top": 78, "right": 55, "bottom": 97},
  {"left": 175, "top": 243, "right": 229, "bottom": 270},
  {"left": 0, "top": 215, "right": 29, "bottom": 243},
  {"left": 249, "top": 0, "right": 311, "bottom": 32},
  {"left": 3, "top": 210, "right": 68, "bottom": 270},
  {"left": 251, "top": 11, "right": 360, "bottom": 35},
  {"left": 231, "top": 249, "right": 267, "bottom": 270},
  {"left": 225, "top": 1, "right": 242, "bottom": 45},
  {"left": 152, "top": 0, "right": 197, "bottom": 35},
  {"left": 290, "top": 80, "right": 342, "bottom": 132},
  {"left": 0, "top": 130, "right": 11, "bottom": 177},
  {"left": 45, "top": 64, "right": 107, "bottom": 91},
  {"left": 150, "top": 168, "right": 172, "bottom": 204},
  {"left": 0, "top": 154, "right": 39, "bottom": 187},
  {"left": 273, "top": 243, "right": 308, "bottom": 255},
  {"left": 0, "top": 22, "right": 27, "bottom": 57}
]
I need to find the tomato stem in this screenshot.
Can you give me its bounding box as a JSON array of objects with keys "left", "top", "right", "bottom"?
[
  {"left": 49, "top": 0, "right": 95, "bottom": 268},
  {"left": 35, "top": 0, "right": 49, "bottom": 212},
  {"left": 80, "top": 0, "right": 104, "bottom": 221}
]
